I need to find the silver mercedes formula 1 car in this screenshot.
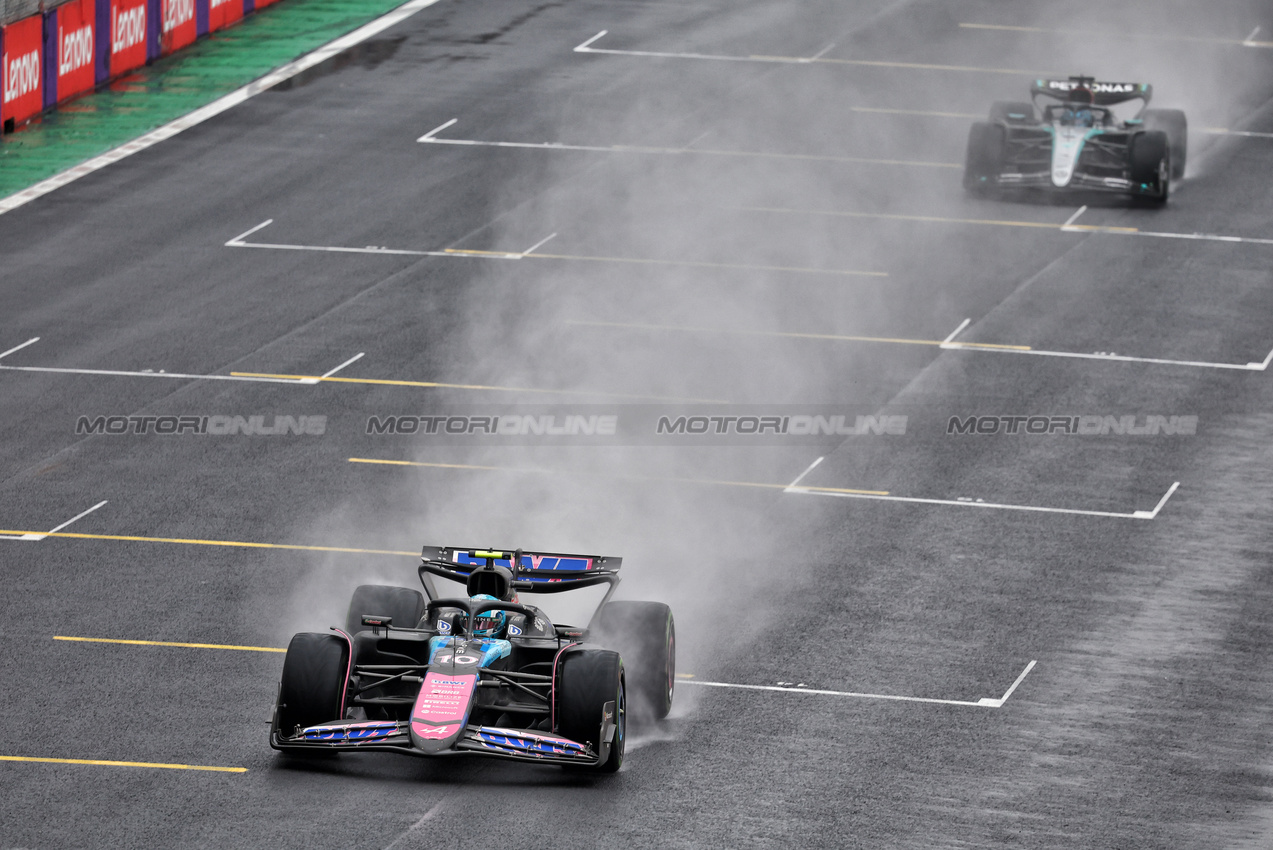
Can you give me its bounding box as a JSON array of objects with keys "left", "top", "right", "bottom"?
[{"left": 963, "top": 75, "right": 1187, "bottom": 204}]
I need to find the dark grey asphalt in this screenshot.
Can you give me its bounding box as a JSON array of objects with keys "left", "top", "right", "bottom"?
[{"left": 4, "top": 0, "right": 1273, "bottom": 847}]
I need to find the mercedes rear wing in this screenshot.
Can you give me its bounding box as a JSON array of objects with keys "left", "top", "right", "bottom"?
[{"left": 1031, "top": 76, "right": 1152, "bottom": 109}]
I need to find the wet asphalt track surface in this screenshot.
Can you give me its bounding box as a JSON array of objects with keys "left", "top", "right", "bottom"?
[{"left": 5, "top": 0, "right": 1273, "bottom": 847}]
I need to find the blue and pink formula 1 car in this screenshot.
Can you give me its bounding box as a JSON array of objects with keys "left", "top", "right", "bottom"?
[{"left": 269, "top": 546, "right": 675, "bottom": 772}]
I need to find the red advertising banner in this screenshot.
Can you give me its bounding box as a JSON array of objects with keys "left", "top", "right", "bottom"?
[
  {"left": 1, "top": 14, "right": 43, "bottom": 126},
  {"left": 207, "top": 0, "right": 243, "bottom": 33},
  {"left": 159, "top": 0, "right": 196, "bottom": 55},
  {"left": 56, "top": 0, "right": 98, "bottom": 102},
  {"left": 109, "top": 0, "right": 148, "bottom": 76}
]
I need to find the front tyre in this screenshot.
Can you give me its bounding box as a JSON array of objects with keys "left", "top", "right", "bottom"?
[
  {"left": 963, "top": 121, "right": 1004, "bottom": 193},
  {"left": 1130, "top": 129, "right": 1170, "bottom": 205},
  {"left": 274, "top": 632, "right": 350, "bottom": 739},
  {"left": 557, "top": 649, "right": 625, "bottom": 773}
]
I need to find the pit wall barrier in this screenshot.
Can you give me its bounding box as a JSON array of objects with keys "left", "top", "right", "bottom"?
[{"left": 2, "top": 0, "right": 267, "bottom": 131}]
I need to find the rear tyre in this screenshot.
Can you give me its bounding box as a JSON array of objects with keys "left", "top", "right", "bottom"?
[
  {"left": 557, "top": 649, "right": 625, "bottom": 773},
  {"left": 592, "top": 601, "right": 674, "bottom": 720},
  {"left": 1143, "top": 108, "right": 1187, "bottom": 179},
  {"left": 275, "top": 632, "right": 350, "bottom": 737},
  {"left": 989, "top": 100, "right": 1035, "bottom": 124},
  {"left": 345, "top": 584, "right": 426, "bottom": 634},
  {"left": 963, "top": 122, "right": 1004, "bottom": 193},
  {"left": 1130, "top": 130, "right": 1170, "bottom": 205}
]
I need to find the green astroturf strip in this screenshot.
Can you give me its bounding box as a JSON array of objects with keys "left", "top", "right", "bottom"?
[{"left": 0, "top": 0, "right": 410, "bottom": 197}]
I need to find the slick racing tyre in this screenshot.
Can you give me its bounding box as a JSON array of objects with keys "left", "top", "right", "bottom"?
[
  {"left": 1143, "top": 108, "right": 1187, "bottom": 179},
  {"left": 988, "top": 101, "right": 1035, "bottom": 124},
  {"left": 345, "top": 584, "right": 426, "bottom": 634},
  {"left": 275, "top": 632, "right": 350, "bottom": 736},
  {"left": 592, "top": 601, "right": 675, "bottom": 720},
  {"left": 557, "top": 649, "right": 625, "bottom": 773},
  {"left": 1130, "top": 130, "right": 1170, "bottom": 205},
  {"left": 963, "top": 122, "right": 1005, "bottom": 193}
]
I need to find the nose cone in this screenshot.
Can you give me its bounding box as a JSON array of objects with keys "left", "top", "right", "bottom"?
[
  {"left": 1050, "top": 126, "right": 1086, "bottom": 188},
  {"left": 409, "top": 669, "right": 478, "bottom": 753}
]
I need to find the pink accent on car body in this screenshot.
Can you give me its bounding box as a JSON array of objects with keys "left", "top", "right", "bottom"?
[
  {"left": 330, "top": 627, "right": 354, "bottom": 720},
  {"left": 550, "top": 642, "right": 580, "bottom": 734},
  {"left": 413, "top": 723, "right": 460, "bottom": 739},
  {"left": 410, "top": 672, "right": 476, "bottom": 742}
]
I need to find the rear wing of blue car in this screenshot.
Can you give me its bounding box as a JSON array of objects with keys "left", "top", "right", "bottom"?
[
  {"left": 1032, "top": 76, "right": 1152, "bottom": 107},
  {"left": 419, "top": 545, "right": 622, "bottom": 596}
]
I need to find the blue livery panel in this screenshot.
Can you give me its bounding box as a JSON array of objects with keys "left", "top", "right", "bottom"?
[{"left": 452, "top": 551, "right": 596, "bottom": 572}]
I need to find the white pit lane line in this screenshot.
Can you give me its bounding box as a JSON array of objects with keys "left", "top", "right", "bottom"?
[
  {"left": 740, "top": 204, "right": 1273, "bottom": 247},
  {"left": 225, "top": 219, "right": 888, "bottom": 278},
  {"left": 0, "top": 501, "right": 108, "bottom": 542},
  {"left": 0, "top": 336, "right": 359, "bottom": 387},
  {"left": 680, "top": 660, "right": 1038, "bottom": 709},
  {"left": 0, "top": 0, "right": 447, "bottom": 217},
  {"left": 417, "top": 118, "right": 961, "bottom": 169},
  {"left": 0, "top": 338, "right": 41, "bottom": 360},
  {"left": 314, "top": 352, "right": 365, "bottom": 383},
  {"left": 573, "top": 29, "right": 1057, "bottom": 76},
  {"left": 958, "top": 20, "right": 1273, "bottom": 49},
  {"left": 785, "top": 479, "right": 1180, "bottom": 520},
  {"left": 567, "top": 317, "right": 1273, "bottom": 373},
  {"left": 940, "top": 318, "right": 1273, "bottom": 372}
]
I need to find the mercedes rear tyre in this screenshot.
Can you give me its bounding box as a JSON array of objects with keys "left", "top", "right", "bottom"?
[
  {"left": 591, "top": 601, "right": 675, "bottom": 720},
  {"left": 989, "top": 101, "right": 1035, "bottom": 124},
  {"left": 963, "top": 122, "right": 1004, "bottom": 193},
  {"left": 1143, "top": 108, "right": 1187, "bottom": 179},
  {"left": 274, "top": 632, "right": 350, "bottom": 738},
  {"left": 345, "top": 584, "right": 426, "bottom": 634},
  {"left": 1130, "top": 130, "right": 1170, "bottom": 205},
  {"left": 557, "top": 649, "right": 625, "bottom": 773}
]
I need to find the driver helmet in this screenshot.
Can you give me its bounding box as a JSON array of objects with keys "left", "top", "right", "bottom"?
[
  {"left": 470, "top": 594, "right": 507, "bottom": 638},
  {"left": 1062, "top": 106, "right": 1093, "bottom": 127},
  {"left": 1066, "top": 86, "right": 1095, "bottom": 127}
]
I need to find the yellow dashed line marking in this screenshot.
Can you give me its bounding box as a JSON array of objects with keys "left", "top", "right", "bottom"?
[
  {"left": 0, "top": 529, "right": 415, "bottom": 556},
  {"left": 747, "top": 55, "right": 1055, "bottom": 75},
  {"left": 0, "top": 755, "right": 246, "bottom": 773},
  {"left": 227, "top": 373, "right": 726, "bottom": 404},
  {"left": 849, "top": 106, "right": 979, "bottom": 119},
  {"left": 441, "top": 248, "right": 888, "bottom": 278},
  {"left": 564, "top": 319, "right": 1033, "bottom": 351},
  {"left": 740, "top": 206, "right": 1140, "bottom": 234},
  {"left": 54, "top": 636, "right": 285, "bottom": 653}
]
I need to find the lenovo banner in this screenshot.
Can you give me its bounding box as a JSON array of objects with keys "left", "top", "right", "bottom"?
[
  {"left": 109, "top": 0, "right": 148, "bottom": 76},
  {"left": 51, "top": 0, "right": 98, "bottom": 104},
  {"left": 159, "top": 0, "right": 196, "bottom": 55},
  {"left": 1, "top": 14, "right": 43, "bottom": 128},
  {"left": 206, "top": 0, "right": 243, "bottom": 34}
]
